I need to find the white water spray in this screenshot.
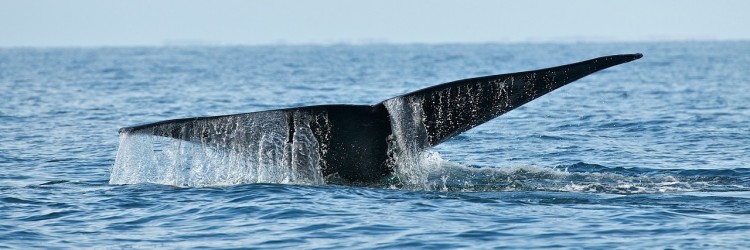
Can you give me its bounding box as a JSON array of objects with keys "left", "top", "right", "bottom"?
[
  {"left": 110, "top": 111, "right": 326, "bottom": 187},
  {"left": 383, "top": 96, "right": 445, "bottom": 189}
]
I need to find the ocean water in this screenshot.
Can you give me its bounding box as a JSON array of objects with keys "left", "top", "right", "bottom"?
[{"left": 1, "top": 42, "right": 749, "bottom": 249}]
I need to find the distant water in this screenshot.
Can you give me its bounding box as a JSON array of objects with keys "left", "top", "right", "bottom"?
[{"left": 2, "top": 42, "right": 749, "bottom": 249}]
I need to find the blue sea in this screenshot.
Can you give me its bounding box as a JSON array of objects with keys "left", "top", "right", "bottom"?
[{"left": 1, "top": 42, "right": 749, "bottom": 249}]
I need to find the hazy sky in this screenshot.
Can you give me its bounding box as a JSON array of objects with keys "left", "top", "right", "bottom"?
[{"left": 2, "top": 0, "right": 748, "bottom": 47}]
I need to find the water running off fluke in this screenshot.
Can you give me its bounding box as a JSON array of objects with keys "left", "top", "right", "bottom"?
[{"left": 111, "top": 54, "right": 644, "bottom": 189}]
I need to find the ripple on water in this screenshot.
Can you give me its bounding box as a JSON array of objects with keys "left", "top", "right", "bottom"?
[{"left": 1, "top": 42, "right": 750, "bottom": 248}]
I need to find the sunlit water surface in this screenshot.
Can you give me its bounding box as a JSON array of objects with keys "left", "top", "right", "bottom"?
[{"left": 2, "top": 42, "right": 749, "bottom": 248}]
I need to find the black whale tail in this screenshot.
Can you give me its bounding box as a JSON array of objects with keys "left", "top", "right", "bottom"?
[
  {"left": 384, "top": 53, "right": 643, "bottom": 147},
  {"left": 115, "top": 53, "right": 642, "bottom": 183}
]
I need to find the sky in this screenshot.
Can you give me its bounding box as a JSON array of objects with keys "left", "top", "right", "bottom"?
[{"left": 1, "top": 0, "right": 749, "bottom": 47}]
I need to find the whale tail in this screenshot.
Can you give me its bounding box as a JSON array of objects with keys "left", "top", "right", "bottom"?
[
  {"left": 117, "top": 53, "right": 642, "bottom": 182},
  {"left": 384, "top": 53, "right": 643, "bottom": 147}
]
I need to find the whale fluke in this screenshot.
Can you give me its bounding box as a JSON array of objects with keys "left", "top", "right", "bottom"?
[
  {"left": 393, "top": 53, "right": 643, "bottom": 146},
  {"left": 118, "top": 53, "right": 642, "bottom": 182}
]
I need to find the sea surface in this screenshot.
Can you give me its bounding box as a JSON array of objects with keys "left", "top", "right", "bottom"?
[{"left": 1, "top": 42, "right": 749, "bottom": 249}]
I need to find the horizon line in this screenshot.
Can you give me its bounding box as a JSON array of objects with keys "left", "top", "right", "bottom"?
[{"left": 1, "top": 38, "right": 748, "bottom": 49}]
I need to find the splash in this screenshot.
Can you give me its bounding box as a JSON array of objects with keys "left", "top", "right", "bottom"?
[
  {"left": 383, "top": 96, "right": 437, "bottom": 189},
  {"left": 110, "top": 111, "right": 327, "bottom": 187},
  {"left": 377, "top": 160, "right": 749, "bottom": 194}
]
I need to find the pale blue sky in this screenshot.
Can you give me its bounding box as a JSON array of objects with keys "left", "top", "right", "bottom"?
[{"left": 1, "top": 0, "right": 748, "bottom": 47}]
